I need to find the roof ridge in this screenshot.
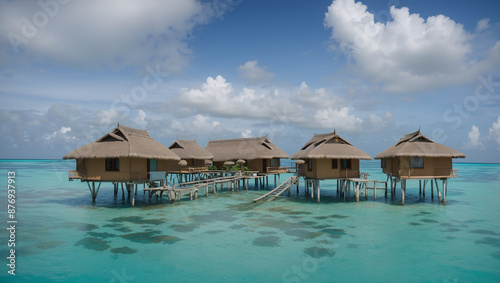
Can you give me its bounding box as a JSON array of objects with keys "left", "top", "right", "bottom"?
[{"left": 208, "top": 136, "right": 267, "bottom": 143}]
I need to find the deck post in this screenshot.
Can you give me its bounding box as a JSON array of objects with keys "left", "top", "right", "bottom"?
[
  {"left": 419, "top": 180, "right": 422, "bottom": 195},
  {"left": 434, "top": 179, "right": 442, "bottom": 203},
  {"left": 401, "top": 179, "right": 406, "bottom": 206},
  {"left": 431, "top": 180, "right": 434, "bottom": 200},
  {"left": 443, "top": 179, "right": 447, "bottom": 205},
  {"left": 347, "top": 180, "right": 350, "bottom": 201},
  {"left": 311, "top": 180, "right": 314, "bottom": 200},
  {"left": 384, "top": 181, "right": 388, "bottom": 197},
  {"left": 423, "top": 180, "right": 427, "bottom": 197},
  {"left": 317, "top": 180, "right": 320, "bottom": 204},
  {"left": 296, "top": 177, "right": 299, "bottom": 194},
  {"left": 274, "top": 175, "right": 276, "bottom": 187},
  {"left": 131, "top": 183, "right": 135, "bottom": 207},
  {"left": 355, "top": 182, "right": 359, "bottom": 202},
  {"left": 245, "top": 178, "right": 248, "bottom": 190}
]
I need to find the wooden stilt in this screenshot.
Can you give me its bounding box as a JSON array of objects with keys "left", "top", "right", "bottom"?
[
  {"left": 317, "top": 180, "right": 320, "bottom": 204},
  {"left": 423, "top": 180, "right": 427, "bottom": 197},
  {"left": 434, "top": 179, "right": 442, "bottom": 203},
  {"left": 443, "top": 179, "right": 447, "bottom": 205},
  {"left": 347, "top": 180, "right": 350, "bottom": 201},
  {"left": 419, "top": 180, "right": 422, "bottom": 195},
  {"left": 355, "top": 182, "right": 360, "bottom": 202},
  {"left": 401, "top": 179, "right": 406, "bottom": 206},
  {"left": 311, "top": 180, "right": 314, "bottom": 200},
  {"left": 431, "top": 179, "right": 434, "bottom": 200}
]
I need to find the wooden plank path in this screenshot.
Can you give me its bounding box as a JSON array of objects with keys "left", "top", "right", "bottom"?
[
  {"left": 144, "top": 175, "right": 264, "bottom": 202},
  {"left": 253, "top": 176, "right": 299, "bottom": 202},
  {"left": 348, "top": 178, "right": 388, "bottom": 202}
]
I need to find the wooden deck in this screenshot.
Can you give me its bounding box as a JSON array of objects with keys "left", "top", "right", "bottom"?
[{"left": 253, "top": 176, "right": 299, "bottom": 202}]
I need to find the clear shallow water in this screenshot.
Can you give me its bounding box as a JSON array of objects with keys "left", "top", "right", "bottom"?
[{"left": 0, "top": 160, "right": 499, "bottom": 282}]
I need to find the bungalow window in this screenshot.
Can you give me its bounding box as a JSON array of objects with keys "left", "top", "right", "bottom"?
[
  {"left": 308, "top": 159, "right": 312, "bottom": 172},
  {"left": 341, "top": 159, "right": 351, "bottom": 170},
  {"left": 105, "top": 158, "right": 119, "bottom": 171},
  {"left": 410, "top": 157, "right": 424, "bottom": 169},
  {"left": 381, "top": 159, "right": 386, "bottom": 168},
  {"left": 271, "top": 159, "right": 278, "bottom": 167},
  {"left": 332, "top": 159, "right": 338, "bottom": 169},
  {"left": 193, "top": 159, "right": 197, "bottom": 166}
]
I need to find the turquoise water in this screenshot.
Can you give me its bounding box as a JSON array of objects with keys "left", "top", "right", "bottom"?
[{"left": 1, "top": 160, "right": 499, "bottom": 282}]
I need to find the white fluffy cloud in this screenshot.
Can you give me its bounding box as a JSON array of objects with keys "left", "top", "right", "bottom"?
[
  {"left": 313, "top": 107, "right": 363, "bottom": 132},
  {"left": 488, "top": 116, "right": 500, "bottom": 149},
  {"left": 464, "top": 125, "right": 484, "bottom": 149},
  {"left": 237, "top": 60, "right": 275, "bottom": 84},
  {"left": 324, "top": 0, "right": 500, "bottom": 92},
  {"left": 133, "top": 110, "right": 148, "bottom": 128},
  {"left": 295, "top": 82, "right": 344, "bottom": 109},
  {"left": 177, "top": 75, "right": 369, "bottom": 133},
  {"left": 178, "top": 75, "right": 303, "bottom": 122},
  {"left": 0, "top": 0, "right": 234, "bottom": 71},
  {"left": 476, "top": 18, "right": 490, "bottom": 32}
]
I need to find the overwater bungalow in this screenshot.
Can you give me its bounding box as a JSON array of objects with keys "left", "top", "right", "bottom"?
[
  {"left": 167, "top": 139, "right": 213, "bottom": 172},
  {"left": 167, "top": 139, "right": 214, "bottom": 182},
  {"left": 205, "top": 136, "right": 289, "bottom": 174},
  {"left": 375, "top": 129, "right": 466, "bottom": 205},
  {"left": 63, "top": 124, "right": 180, "bottom": 203},
  {"left": 291, "top": 130, "right": 371, "bottom": 202}
]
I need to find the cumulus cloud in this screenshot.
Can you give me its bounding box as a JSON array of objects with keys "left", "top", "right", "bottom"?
[
  {"left": 488, "top": 116, "right": 500, "bottom": 149},
  {"left": 324, "top": 0, "right": 500, "bottom": 92},
  {"left": 133, "top": 110, "right": 147, "bottom": 128},
  {"left": 241, "top": 129, "right": 253, "bottom": 138},
  {"left": 295, "top": 82, "right": 344, "bottom": 109},
  {"left": 464, "top": 125, "right": 484, "bottom": 149},
  {"left": 476, "top": 18, "right": 490, "bottom": 32},
  {"left": 178, "top": 75, "right": 303, "bottom": 122},
  {"left": 237, "top": 60, "right": 275, "bottom": 84},
  {"left": 0, "top": 0, "right": 234, "bottom": 71},
  {"left": 177, "top": 75, "right": 368, "bottom": 133},
  {"left": 312, "top": 107, "right": 363, "bottom": 132}
]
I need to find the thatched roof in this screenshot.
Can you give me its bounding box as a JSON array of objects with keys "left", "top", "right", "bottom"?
[
  {"left": 205, "top": 136, "right": 289, "bottom": 162},
  {"left": 63, "top": 124, "right": 180, "bottom": 160},
  {"left": 375, "top": 129, "right": 466, "bottom": 159},
  {"left": 292, "top": 130, "right": 371, "bottom": 160},
  {"left": 168, "top": 139, "right": 213, "bottom": 160}
]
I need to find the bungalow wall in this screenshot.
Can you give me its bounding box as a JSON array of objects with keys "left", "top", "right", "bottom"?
[
  {"left": 80, "top": 157, "right": 150, "bottom": 182},
  {"left": 381, "top": 157, "right": 453, "bottom": 178},
  {"left": 300, "top": 158, "right": 360, "bottom": 179},
  {"left": 212, "top": 158, "right": 280, "bottom": 173},
  {"left": 162, "top": 159, "right": 207, "bottom": 172}
]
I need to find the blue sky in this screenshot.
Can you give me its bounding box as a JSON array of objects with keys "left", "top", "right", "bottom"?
[{"left": 1, "top": 0, "right": 500, "bottom": 162}]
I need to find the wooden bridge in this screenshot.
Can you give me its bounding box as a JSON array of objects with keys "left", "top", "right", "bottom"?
[{"left": 252, "top": 176, "right": 299, "bottom": 202}]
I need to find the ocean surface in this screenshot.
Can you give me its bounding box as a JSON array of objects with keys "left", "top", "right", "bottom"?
[{"left": 0, "top": 160, "right": 499, "bottom": 282}]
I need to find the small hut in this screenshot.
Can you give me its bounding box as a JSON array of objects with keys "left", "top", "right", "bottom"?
[
  {"left": 205, "top": 136, "right": 289, "bottom": 173},
  {"left": 167, "top": 139, "right": 214, "bottom": 173},
  {"left": 375, "top": 129, "right": 465, "bottom": 205},
  {"left": 63, "top": 124, "right": 180, "bottom": 203},
  {"left": 291, "top": 130, "right": 371, "bottom": 203},
  {"left": 292, "top": 130, "right": 371, "bottom": 179}
]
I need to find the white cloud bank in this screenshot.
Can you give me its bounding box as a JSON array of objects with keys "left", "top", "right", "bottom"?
[
  {"left": 177, "top": 75, "right": 395, "bottom": 133},
  {"left": 489, "top": 116, "right": 500, "bottom": 149},
  {"left": 1, "top": 0, "right": 235, "bottom": 71},
  {"left": 237, "top": 60, "right": 275, "bottom": 84},
  {"left": 324, "top": 0, "right": 500, "bottom": 92},
  {"left": 464, "top": 125, "right": 484, "bottom": 149}
]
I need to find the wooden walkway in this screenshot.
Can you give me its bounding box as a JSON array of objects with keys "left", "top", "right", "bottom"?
[
  {"left": 253, "top": 176, "right": 299, "bottom": 202},
  {"left": 348, "top": 178, "right": 388, "bottom": 202},
  {"left": 143, "top": 175, "right": 267, "bottom": 202}
]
